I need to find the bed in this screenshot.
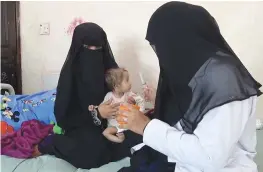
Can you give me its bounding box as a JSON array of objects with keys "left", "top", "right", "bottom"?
[
  {"left": 1, "top": 83, "right": 15, "bottom": 96},
  {"left": 1, "top": 130, "right": 262, "bottom": 172},
  {"left": 1, "top": 156, "right": 130, "bottom": 172},
  {"left": 1, "top": 83, "right": 131, "bottom": 172},
  {"left": 1, "top": 83, "right": 263, "bottom": 172}
]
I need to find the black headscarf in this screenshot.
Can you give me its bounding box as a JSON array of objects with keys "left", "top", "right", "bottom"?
[
  {"left": 54, "top": 23, "right": 117, "bottom": 130},
  {"left": 146, "top": 2, "right": 262, "bottom": 132}
]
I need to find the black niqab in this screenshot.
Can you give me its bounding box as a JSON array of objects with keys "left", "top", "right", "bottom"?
[
  {"left": 146, "top": 2, "right": 262, "bottom": 131},
  {"left": 55, "top": 23, "right": 117, "bottom": 130}
]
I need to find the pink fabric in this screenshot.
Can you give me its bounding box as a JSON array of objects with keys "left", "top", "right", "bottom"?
[{"left": 1, "top": 120, "right": 53, "bottom": 158}]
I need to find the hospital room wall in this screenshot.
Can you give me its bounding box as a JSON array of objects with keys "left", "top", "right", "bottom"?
[{"left": 20, "top": 1, "right": 263, "bottom": 118}]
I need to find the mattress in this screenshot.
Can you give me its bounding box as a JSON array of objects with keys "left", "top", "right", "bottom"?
[
  {"left": 1, "top": 130, "right": 262, "bottom": 172},
  {"left": 256, "top": 130, "right": 263, "bottom": 172},
  {"left": 1, "top": 155, "right": 130, "bottom": 172}
]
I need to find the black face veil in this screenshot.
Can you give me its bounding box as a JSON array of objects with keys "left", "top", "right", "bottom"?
[
  {"left": 146, "top": 2, "right": 262, "bottom": 133},
  {"left": 54, "top": 23, "right": 117, "bottom": 129}
]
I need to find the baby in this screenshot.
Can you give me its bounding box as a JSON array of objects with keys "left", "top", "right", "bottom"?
[{"left": 103, "top": 68, "right": 145, "bottom": 143}]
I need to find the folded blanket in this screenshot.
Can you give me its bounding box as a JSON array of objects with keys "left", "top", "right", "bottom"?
[{"left": 1, "top": 119, "right": 53, "bottom": 158}]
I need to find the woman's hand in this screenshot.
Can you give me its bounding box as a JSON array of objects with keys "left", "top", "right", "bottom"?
[
  {"left": 117, "top": 104, "right": 151, "bottom": 135},
  {"left": 143, "top": 85, "right": 156, "bottom": 105},
  {"left": 98, "top": 99, "right": 120, "bottom": 119}
]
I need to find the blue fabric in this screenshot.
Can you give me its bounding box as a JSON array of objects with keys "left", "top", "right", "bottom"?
[{"left": 1, "top": 89, "right": 57, "bottom": 131}]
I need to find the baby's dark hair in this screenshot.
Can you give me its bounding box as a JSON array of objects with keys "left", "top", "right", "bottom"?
[{"left": 105, "top": 68, "right": 127, "bottom": 91}]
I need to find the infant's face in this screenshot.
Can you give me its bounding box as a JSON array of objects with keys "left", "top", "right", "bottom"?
[{"left": 120, "top": 71, "right": 131, "bottom": 92}]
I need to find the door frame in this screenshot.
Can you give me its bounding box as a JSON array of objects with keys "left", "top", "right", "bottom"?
[
  {"left": 1, "top": 1, "right": 22, "bottom": 94},
  {"left": 15, "top": 1, "right": 22, "bottom": 94}
]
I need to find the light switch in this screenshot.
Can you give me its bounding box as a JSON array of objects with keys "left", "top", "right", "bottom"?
[{"left": 40, "top": 23, "right": 50, "bottom": 35}]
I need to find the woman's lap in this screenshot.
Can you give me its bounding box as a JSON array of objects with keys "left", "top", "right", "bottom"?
[
  {"left": 111, "top": 130, "right": 142, "bottom": 162},
  {"left": 118, "top": 146, "right": 175, "bottom": 172},
  {"left": 39, "top": 128, "right": 142, "bottom": 169},
  {"left": 39, "top": 127, "right": 111, "bottom": 169}
]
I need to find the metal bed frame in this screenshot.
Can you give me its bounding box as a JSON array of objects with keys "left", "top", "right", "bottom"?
[{"left": 1, "top": 83, "right": 15, "bottom": 95}]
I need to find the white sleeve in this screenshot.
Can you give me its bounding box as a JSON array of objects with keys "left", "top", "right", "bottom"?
[
  {"left": 103, "top": 92, "right": 113, "bottom": 103},
  {"left": 143, "top": 97, "right": 255, "bottom": 171},
  {"left": 128, "top": 91, "right": 145, "bottom": 111}
]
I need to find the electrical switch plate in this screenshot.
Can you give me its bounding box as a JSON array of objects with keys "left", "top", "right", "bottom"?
[{"left": 40, "top": 23, "right": 50, "bottom": 35}]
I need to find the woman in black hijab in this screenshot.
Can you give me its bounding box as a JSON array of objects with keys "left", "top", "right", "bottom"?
[
  {"left": 37, "top": 23, "right": 141, "bottom": 169},
  {"left": 118, "top": 2, "right": 261, "bottom": 172}
]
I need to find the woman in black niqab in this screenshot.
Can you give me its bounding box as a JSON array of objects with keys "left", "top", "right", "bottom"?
[
  {"left": 146, "top": 2, "right": 262, "bottom": 129},
  {"left": 119, "top": 2, "right": 261, "bottom": 172},
  {"left": 55, "top": 22, "right": 117, "bottom": 130},
  {"left": 37, "top": 23, "right": 141, "bottom": 169}
]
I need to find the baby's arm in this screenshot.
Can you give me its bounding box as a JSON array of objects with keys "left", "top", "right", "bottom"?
[
  {"left": 103, "top": 127, "right": 125, "bottom": 143},
  {"left": 103, "top": 92, "right": 113, "bottom": 103}
]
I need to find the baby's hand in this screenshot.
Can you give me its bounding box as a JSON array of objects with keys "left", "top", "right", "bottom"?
[{"left": 127, "top": 97, "right": 136, "bottom": 105}]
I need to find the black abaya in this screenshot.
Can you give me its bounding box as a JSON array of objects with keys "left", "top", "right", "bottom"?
[{"left": 38, "top": 23, "right": 142, "bottom": 169}]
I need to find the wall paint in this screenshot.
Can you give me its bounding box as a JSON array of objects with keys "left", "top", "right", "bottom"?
[{"left": 20, "top": 1, "right": 263, "bottom": 118}]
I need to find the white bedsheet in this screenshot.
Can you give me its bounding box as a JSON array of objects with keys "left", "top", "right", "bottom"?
[{"left": 1, "top": 155, "right": 130, "bottom": 172}]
